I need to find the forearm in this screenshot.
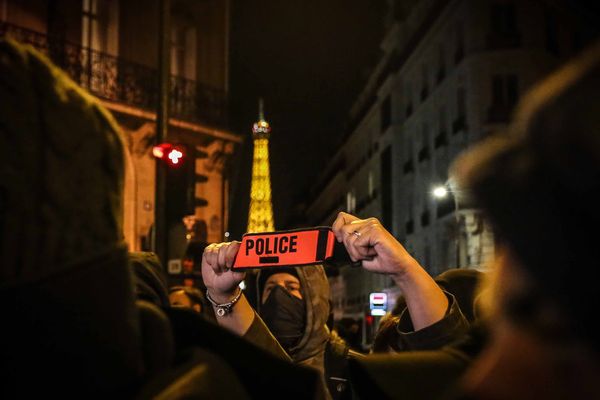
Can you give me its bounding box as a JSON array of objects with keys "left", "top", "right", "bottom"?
[
  {"left": 210, "top": 292, "right": 255, "bottom": 336},
  {"left": 395, "top": 291, "right": 470, "bottom": 351},
  {"left": 392, "top": 260, "right": 448, "bottom": 331},
  {"left": 243, "top": 312, "right": 291, "bottom": 361}
]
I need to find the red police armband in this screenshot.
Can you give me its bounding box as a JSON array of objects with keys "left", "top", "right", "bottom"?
[{"left": 232, "top": 227, "right": 351, "bottom": 270}]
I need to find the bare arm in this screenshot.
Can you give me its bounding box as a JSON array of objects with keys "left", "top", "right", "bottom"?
[{"left": 331, "top": 212, "right": 448, "bottom": 330}]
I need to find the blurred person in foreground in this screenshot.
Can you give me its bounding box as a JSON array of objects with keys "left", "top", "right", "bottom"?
[
  {"left": 169, "top": 285, "right": 205, "bottom": 313},
  {"left": 371, "top": 268, "right": 483, "bottom": 354},
  {"left": 168, "top": 284, "right": 217, "bottom": 322},
  {"left": 0, "top": 38, "right": 327, "bottom": 399},
  {"left": 451, "top": 41, "right": 600, "bottom": 400},
  {"left": 340, "top": 40, "right": 600, "bottom": 400}
]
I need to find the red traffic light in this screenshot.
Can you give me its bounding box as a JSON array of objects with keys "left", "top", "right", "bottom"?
[{"left": 153, "top": 143, "right": 184, "bottom": 166}]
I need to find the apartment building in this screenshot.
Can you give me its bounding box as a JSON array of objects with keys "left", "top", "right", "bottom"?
[{"left": 1, "top": 0, "right": 242, "bottom": 271}]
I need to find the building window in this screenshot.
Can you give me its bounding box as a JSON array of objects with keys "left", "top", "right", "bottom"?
[
  {"left": 418, "top": 123, "right": 430, "bottom": 162},
  {"left": 403, "top": 135, "right": 414, "bottom": 174},
  {"left": 571, "top": 31, "right": 582, "bottom": 54},
  {"left": 381, "top": 96, "right": 391, "bottom": 132},
  {"left": 82, "top": 0, "right": 101, "bottom": 50},
  {"left": 81, "top": 0, "right": 117, "bottom": 53},
  {"left": 81, "top": 0, "right": 118, "bottom": 92},
  {"left": 171, "top": 23, "right": 197, "bottom": 80},
  {"left": 380, "top": 147, "right": 392, "bottom": 228},
  {"left": 544, "top": 9, "right": 559, "bottom": 56},
  {"left": 435, "top": 107, "right": 448, "bottom": 148},
  {"left": 454, "top": 23, "right": 465, "bottom": 64},
  {"left": 452, "top": 87, "right": 467, "bottom": 134},
  {"left": 420, "top": 65, "right": 429, "bottom": 101},
  {"left": 403, "top": 158, "right": 414, "bottom": 174},
  {"left": 346, "top": 190, "right": 356, "bottom": 214},
  {"left": 436, "top": 44, "right": 446, "bottom": 84},
  {"left": 420, "top": 210, "right": 430, "bottom": 227},
  {"left": 491, "top": 3, "right": 517, "bottom": 36},
  {"left": 418, "top": 146, "right": 430, "bottom": 162},
  {"left": 488, "top": 74, "right": 518, "bottom": 123},
  {"left": 488, "top": 3, "right": 521, "bottom": 49},
  {"left": 405, "top": 220, "right": 414, "bottom": 235},
  {"left": 405, "top": 84, "right": 413, "bottom": 118}
]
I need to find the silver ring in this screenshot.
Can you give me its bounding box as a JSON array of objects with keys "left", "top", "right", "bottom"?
[{"left": 352, "top": 230, "right": 361, "bottom": 238}]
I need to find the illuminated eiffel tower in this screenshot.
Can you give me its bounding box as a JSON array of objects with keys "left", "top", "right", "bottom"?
[{"left": 247, "top": 99, "right": 275, "bottom": 233}]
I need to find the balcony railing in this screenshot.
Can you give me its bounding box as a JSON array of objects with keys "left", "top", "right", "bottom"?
[{"left": 0, "top": 21, "right": 228, "bottom": 128}]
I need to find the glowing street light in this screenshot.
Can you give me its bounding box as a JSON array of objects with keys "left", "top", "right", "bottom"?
[
  {"left": 432, "top": 180, "right": 461, "bottom": 267},
  {"left": 433, "top": 186, "right": 448, "bottom": 198}
]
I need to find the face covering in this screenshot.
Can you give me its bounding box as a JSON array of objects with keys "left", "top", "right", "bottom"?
[{"left": 260, "top": 285, "right": 306, "bottom": 353}]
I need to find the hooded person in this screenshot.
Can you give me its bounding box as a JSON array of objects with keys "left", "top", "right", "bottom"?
[
  {"left": 256, "top": 265, "right": 331, "bottom": 373},
  {"left": 255, "top": 265, "right": 363, "bottom": 400},
  {"left": 201, "top": 236, "right": 357, "bottom": 400}
]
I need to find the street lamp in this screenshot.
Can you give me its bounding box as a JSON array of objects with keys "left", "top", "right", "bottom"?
[
  {"left": 432, "top": 180, "right": 461, "bottom": 268},
  {"left": 432, "top": 186, "right": 448, "bottom": 199}
]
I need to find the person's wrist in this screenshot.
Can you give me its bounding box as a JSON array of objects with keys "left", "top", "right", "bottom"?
[
  {"left": 206, "top": 287, "right": 243, "bottom": 317},
  {"left": 390, "top": 257, "right": 422, "bottom": 287},
  {"left": 207, "top": 287, "right": 240, "bottom": 304}
]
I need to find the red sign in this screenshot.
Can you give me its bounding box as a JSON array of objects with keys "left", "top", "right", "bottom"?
[{"left": 232, "top": 228, "right": 336, "bottom": 269}]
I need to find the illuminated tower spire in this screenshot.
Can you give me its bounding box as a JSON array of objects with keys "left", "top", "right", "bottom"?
[{"left": 247, "top": 98, "right": 275, "bottom": 233}]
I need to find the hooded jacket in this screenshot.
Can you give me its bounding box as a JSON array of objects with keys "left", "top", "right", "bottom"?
[{"left": 256, "top": 265, "right": 331, "bottom": 373}]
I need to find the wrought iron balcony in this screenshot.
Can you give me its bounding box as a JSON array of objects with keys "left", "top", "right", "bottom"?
[{"left": 0, "top": 21, "right": 228, "bottom": 128}]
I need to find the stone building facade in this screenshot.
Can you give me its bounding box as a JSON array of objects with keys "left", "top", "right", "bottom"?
[
  {"left": 304, "top": 0, "right": 598, "bottom": 343},
  {"left": 1, "top": 0, "right": 242, "bottom": 269}
]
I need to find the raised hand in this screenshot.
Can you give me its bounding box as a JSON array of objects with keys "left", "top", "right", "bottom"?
[
  {"left": 331, "top": 211, "right": 421, "bottom": 279},
  {"left": 202, "top": 241, "right": 246, "bottom": 303},
  {"left": 332, "top": 211, "right": 448, "bottom": 330}
]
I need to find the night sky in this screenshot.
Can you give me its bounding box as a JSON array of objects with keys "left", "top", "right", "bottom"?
[{"left": 228, "top": 1, "right": 386, "bottom": 238}]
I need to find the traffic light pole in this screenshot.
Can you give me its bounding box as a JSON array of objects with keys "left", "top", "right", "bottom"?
[{"left": 154, "top": 0, "right": 170, "bottom": 264}]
